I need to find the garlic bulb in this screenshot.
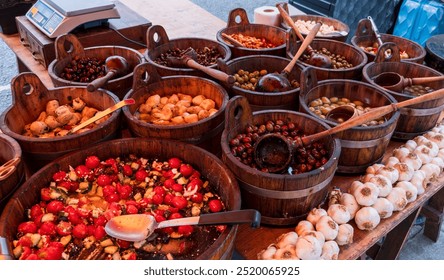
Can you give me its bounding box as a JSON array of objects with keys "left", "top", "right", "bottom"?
[
  {"left": 349, "top": 180, "right": 364, "bottom": 195},
  {"left": 276, "top": 231, "right": 298, "bottom": 248},
  {"left": 306, "top": 208, "right": 327, "bottom": 226},
  {"left": 295, "top": 234, "right": 322, "bottom": 260},
  {"left": 320, "top": 241, "right": 340, "bottom": 260},
  {"left": 258, "top": 244, "right": 277, "bottom": 260},
  {"left": 335, "top": 224, "right": 354, "bottom": 246},
  {"left": 425, "top": 131, "right": 444, "bottom": 149},
  {"left": 274, "top": 244, "right": 299, "bottom": 260},
  {"left": 386, "top": 187, "right": 408, "bottom": 211},
  {"left": 393, "top": 146, "right": 410, "bottom": 160},
  {"left": 354, "top": 207, "right": 380, "bottom": 231},
  {"left": 420, "top": 163, "right": 441, "bottom": 182},
  {"left": 384, "top": 156, "right": 400, "bottom": 167},
  {"left": 393, "top": 162, "right": 414, "bottom": 181},
  {"left": 315, "top": 216, "right": 339, "bottom": 241},
  {"left": 295, "top": 220, "right": 315, "bottom": 236},
  {"left": 372, "top": 197, "right": 394, "bottom": 219},
  {"left": 414, "top": 135, "right": 431, "bottom": 146},
  {"left": 351, "top": 182, "right": 379, "bottom": 207},
  {"left": 302, "top": 230, "right": 325, "bottom": 247},
  {"left": 415, "top": 136, "right": 439, "bottom": 157},
  {"left": 414, "top": 145, "right": 433, "bottom": 164},
  {"left": 339, "top": 193, "right": 360, "bottom": 219},
  {"left": 361, "top": 173, "right": 375, "bottom": 182},
  {"left": 376, "top": 166, "right": 400, "bottom": 184},
  {"left": 404, "top": 140, "right": 417, "bottom": 152},
  {"left": 431, "top": 157, "right": 444, "bottom": 171},
  {"left": 363, "top": 174, "right": 392, "bottom": 197},
  {"left": 395, "top": 182, "right": 418, "bottom": 203},
  {"left": 410, "top": 170, "right": 427, "bottom": 195},
  {"left": 328, "top": 187, "right": 343, "bottom": 206},
  {"left": 327, "top": 204, "right": 351, "bottom": 225},
  {"left": 366, "top": 163, "right": 385, "bottom": 174},
  {"left": 400, "top": 152, "right": 423, "bottom": 171},
  {"left": 438, "top": 148, "right": 444, "bottom": 160}
]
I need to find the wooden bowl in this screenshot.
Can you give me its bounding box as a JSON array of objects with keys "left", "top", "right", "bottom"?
[
  {"left": 221, "top": 96, "right": 341, "bottom": 226},
  {"left": 218, "top": 55, "right": 302, "bottom": 112},
  {"left": 0, "top": 138, "right": 241, "bottom": 260},
  {"left": 48, "top": 34, "right": 145, "bottom": 100},
  {"left": 216, "top": 8, "right": 287, "bottom": 58},
  {"left": 351, "top": 18, "right": 426, "bottom": 64},
  {"left": 123, "top": 63, "right": 229, "bottom": 156},
  {"left": 144, "top": 25, "right": 231, "bottom": 79},
  {"left": 299, "top": 67, "right": 400, "bottom": 174},
  {"left": 0, "top": 73, "right": 121, "bottom": 173}
]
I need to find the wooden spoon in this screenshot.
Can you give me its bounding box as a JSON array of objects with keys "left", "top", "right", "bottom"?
[
  {"left": 166, "top": 47, "right": 235, "bottom": 85},
  {"left": 277, "top": 4, "right": 332, "bottom": 68},
  {"left": 105, "top": 209, "right": 261, "bottom": 242},
  {"left": 373, "top": 72, "right": 444, "bottom": 92},
  {"left": 254, "top": 87, "right": 444, "bottom": 173},
  {"left": 0, "top": 157, "right": 20, "bottom": 181},
  {"left": 221, "top": 33, "right": 245, "bottom": 47},
  {"left": 67, "top": 99, "right": 135, "bottom": 135},
  {"left": 87, "top": 55, "right": 129, "bottom": 92}
]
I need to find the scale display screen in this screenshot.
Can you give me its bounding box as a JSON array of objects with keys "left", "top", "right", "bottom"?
[{"left": 26, "top": 0, "right": 64, "bottom": 36}]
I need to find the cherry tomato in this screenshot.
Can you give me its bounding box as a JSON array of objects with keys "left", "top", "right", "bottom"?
[
  {"left": 168, "top": 157, "right": 182, "bottom": 169},
  {"left": 56, "top": 221, "right": 73, "bottom": 236},
  {"left": 94, "top": 225, "right": 107, "bottom": 240},
  {"left": 162, "top": 170, "right": 174, "bottom": 179},
  {"left": 94, "top": 215, "right": 108, "bottom": 227},
  {"left": 117, "top": 239, "right": 131, "bottom": 249},
  {"left": 135, "top": 169, "right": 148, "bottom": 182},
  {"left": 186, "top": 178, "right": 203, "bottom": 192},
  {"left": 179, "top": 164, "right": 194, "bottom": 177},
  {"left": 38, "top": 221, "right": 57, "bottom": 236},
  {"left": 75, "top": 165, "right": 91, "bottom": 177},
  {"left": 153, "top": 186, "right": 166, "bottom": 197},
  {"left": 103, "top": 185, "right": 117, "bottom": 197},
  {"left": 163, "top": 178, "right": 175, "bottom": 189},
  {"left": 46, "top": 200, "right": 64, "bottom": 214},
  {"left": 151, "top": 193, "right": 164, "bottom": 205},
  {"left": 171, "top": 183, "right": 184, "bottom": 193},
  {"left": 208, "top": 199, "right": 223, "bottom": 213},
  {"left": 85, "top": 155, "right": 101, "bottom": 169},
  {"left": 190, "top": 193, "right": 203, "bottom": 203},
  {"left": 164, "top": 193, "right": 174, "bottom": 205},
  {"left": 40, "top": 188, "right": 52, "bottom": 201},
  {"left": 52, "top": 171, "right": 66, "bottom": 182},
  {"left": 105, "top": 193, "right": 121, "bottom": 203},
  {"left": 72, "top": 223, "right": 88, "bottom": 239},
  {"left": 18, "top": 221, "right": 38, "bottom": 234},
  {"left": 126, "top": 204, "right": 139, "bottom": 215},
  {"left": 169, "top": 212, "right": 183, "bottom": 220},
  {"left": 122, "top": 164, "right": 133, "bottom": 177},
  {"left": 30, "top": 204, "right": 43, "bottom": 220},
  {"left": 178, "top": 225, "right": 194, "bottom": 236},
  {"left": 97, "top": 174, "right": 112, "bottom": 187},
  {"left": 171, "top": 196, "right": 188, "bottom": 210}
]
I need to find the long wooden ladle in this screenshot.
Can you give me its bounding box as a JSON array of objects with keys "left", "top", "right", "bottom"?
[
  {"left": 373, "top": 72, "right": 444, "bottom": 92},
  {"left": 105, "top": 209, "right": 261, "bottom": 242},
  {"left": 67, "top": 99, "right": 135, "bottom": 135},
  {"left": 254, "top": 87, "right": 444, "bottom": 173},
  {"left": 87, "top": 55, "right": 129, "bottom": 92}
]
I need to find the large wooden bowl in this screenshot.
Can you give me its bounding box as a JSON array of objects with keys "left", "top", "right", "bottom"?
[{"left": 0, "top": 138, "right": 241, "bottom": 260}]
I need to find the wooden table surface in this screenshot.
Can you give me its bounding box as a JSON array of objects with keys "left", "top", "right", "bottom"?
[{"left": 1, "top": 0, "right": 443, "bottom": 260}]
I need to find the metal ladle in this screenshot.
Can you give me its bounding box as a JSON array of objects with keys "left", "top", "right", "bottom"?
[
  {"left": 277, "top": 4, "right": 332, "bottom": 69},
  {"left": 373, "top": 72, "right": 444, "bottom": 92},
  {"left": 255, "top": 22, "right": 321, "bottom": 92},
  {"left": 254, "top": 87, "right": 444, "bottom": 173},
  {"left": 104, "top": 209, "right": 261, "bottom": 242},
  {"left": 87, "top": 55, "right": 129, "bottom": 92}
]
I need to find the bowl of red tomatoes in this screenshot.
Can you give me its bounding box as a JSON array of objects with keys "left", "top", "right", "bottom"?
[{"left": 0, "top": 138, "right": 240, "bottom": 260}]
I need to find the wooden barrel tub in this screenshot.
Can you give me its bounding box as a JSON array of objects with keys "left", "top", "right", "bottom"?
[
  {"left": 144, "top": 25, "right": 232, "bottom": 79},
  {"left": 217, "top": 55, "right": 302, "bottom": 112},
  {"left": 123, "top": 63, "right": 229, "bottom": 156},
  {"left": 0, "top": 138, "right": 241, "bottom": 260},
  {"left": 299, "top": 67, "right": 400, "bottom": 174},
  {"left": 0, "top": 133, "right": 25, "bottom": 214},
  {"left": 362, "top": 43, "right": 444, "bottom": 140},
  {"left": 48, "top": 33, "right": 145, "bottom": 100},
  {"left": 351, "top": 18, "right": 426, "bottom": 64},
  {"left": 216, "top": 8, "right": 287, "bottom": 58},
  {"left": 0, "top": 73, "right": 121, "bottom": 173},
  {"left": 221, "top": 96, "right": 341, "bottom": 226},
  {"left": 286, "top": 30, "right": 368, "bottom": 81}
]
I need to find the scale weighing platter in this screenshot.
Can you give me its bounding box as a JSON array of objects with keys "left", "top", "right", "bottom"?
[{"left": 26, "top": 0, "right": 120, "bottom": 38}]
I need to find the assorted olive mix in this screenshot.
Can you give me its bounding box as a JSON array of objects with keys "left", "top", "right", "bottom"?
[
  {"left": 309, "top": 96, "right": 385, "bottom": 125},
  {"left": 402, "top": 85, "right": 434, "bottom": 96},
  {"left": 301, "top": 48, "right": 353, "bottom": 69},
  {"left": 233, "top": 69, "right": 300, "bottom": 91},
  {"left": 229, "top": 119, "right": 329, "bottom": 174},
  {"left": 154, "top": 47, "right": 223, "bottom": 67},
  {"left": 60, "top": 56, "right": 106, "bottom": 83}
]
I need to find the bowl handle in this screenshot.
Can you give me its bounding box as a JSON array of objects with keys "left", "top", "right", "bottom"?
[
  {"left": 374, "top": 42, "right": 401, "bottom": 63},
  {"left": 224, "top": 96, "right": 253, "bottom": 134},
  {"left": 131, "top": 62, "right": 163, "bottom": 91},
  {"left": 226, "top": 8, "right": 250, "bottom": 28},
  {"left": 300, "top": 67, "right": 319, "bottom": 98},
  {"left": 11, "top": 73, "right": 49, "bottom": 107},
  {"left": 146, "top": 25, "right": 170, "bottom": 51},
  {"left": 54, "top": 34, "right": 85, "bottom": 60}
]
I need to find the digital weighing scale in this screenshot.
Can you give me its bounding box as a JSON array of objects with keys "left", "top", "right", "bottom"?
[{"left": 26, "top": 0, "right": 120, "bottom": 38}]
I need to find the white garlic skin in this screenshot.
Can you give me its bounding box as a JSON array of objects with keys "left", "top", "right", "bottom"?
[
  {"left": 372, "top": 197, "right": 394, "bottom": 219},
  {"left": 352, "top": 182, "right": 380, "bottom": 207},
  {"left": 276, "top": 231, "right": 298, "bottom": 248},
  {"left": 386, "top": 187, "right": 408, "bottom": 211},
  {"left": 327, "top": 204, "right": 351, "bottom": 225},
  {"left": 431, "top": 157, "right": 444, "bottom": 171},
  {"left": 366, "top": 163, "right": 385, "bottom": 175},
  {"left": 393, "top": 162, "right": 414, "bottom": 182},
  {"left": 414, "top": 145, "right": 433, "bottom": 164},
  {"left": 339, "top": 193, "right": 360, "bottom": 219},
  {"left": 410, "top": 170, "right": 426, "bottom": 195},
  {"left": 401, "top": 152, "right": 423, "bottom": 171},
  {"left": 335, "top": 223, "right": 354, "bottom": 246},
  {"left": 384, "top": 156, "right": 400, "bottom": 168},
  {"left": 349, "top": 180, "right": 364, "bottom": 195},
  {"left": 274, "top": 244, "right": 299, "bottom": 260},
  {"left": 425, "top": 131, "right": 444, "bottom": 148},
  {"left": 295, "top": 234, "right": 322, "bottom": 260},
  {"left": 404, "top": 140, "right": 417, "bottom": 152},
  {"left": 320, "top": 240, "right": 340, "bottom": 260},
  {"left": 258, "top": 244, "right": 277, "bottom": 260},
  {"left": 376, "top": 166, "right": 400, "bottom": 184},
  {"left": 420, "top": 163, "right": 441, "bottom": 182},
  {"left": 395, "top": 182, "right": 418, "bottom": 203},
  {"left": 315, "top": 215, "right": 339, "bottom": 241},
  {"left": 306, "top": 208, "right": 327, "bottom": 226},
  {"left": 393, "top": 146, "right": 410, "bottom": 161},
  {"left": 295, "top": 220, "right": 315, "bottom": 236},
  {"left": 301, "top": 230, "right": 325, "bottom": 247},
  {"left": 363, "top": 174, "right": 392, "bottom": 198},
  {"left": 354, "top": 206, "right": 381, "bottom": 231}
]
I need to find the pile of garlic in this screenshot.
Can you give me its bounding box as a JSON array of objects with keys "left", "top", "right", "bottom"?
[{"left": 258, "top": 123, "right": 444, "bottom": 260}]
